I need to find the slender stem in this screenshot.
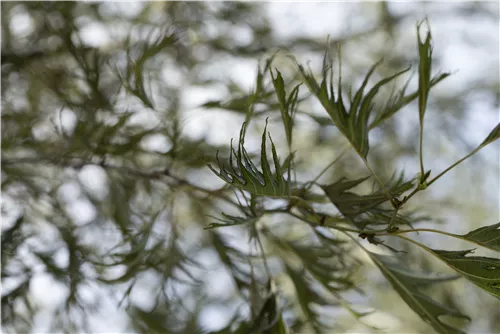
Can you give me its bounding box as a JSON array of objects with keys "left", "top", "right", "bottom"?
[
  {"left": 401, "top": 187, "right": 420, "bottom": 205},
  {"left": 378, "top": 228, "right": 460, "bottom": 238},
  {"left": 387, "top": 208, "right": 399, "bottom": 230},
  {"left": 393, "top": 235, "right": 442, "bottom": 261},
  {"left": 4, "top": 156, "right": 244, "bottom": 210},
  {"left": 419, "top": 124, "right": 425, "bottom": 178},
  {"left": 427, "top": 147, "right": 480, "bottom": 187},
  {"left": 402, "top": 145, "right": 482, "bottom": 205},
  {"left": 284, "top": 211, "right": 389, "bottom": 234}
]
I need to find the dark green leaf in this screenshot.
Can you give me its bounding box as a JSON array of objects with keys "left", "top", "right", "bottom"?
[
  {"left": 207, "top": 119, "right": 291, "bottom": 197},
  {"left": 460, "top": 222, "right": 500, "bottom": 251},
  {"left": 429, "top": 249, "right": 500, "bottom": 299},
  {"left": 369, "top": 252, "right": 469, "bottom": 334},
  {"left": 321, "top": 175, "right": 413, "bottom": 228},
  {"left": 271, "top": 69, "right": 300, "bottom": 147},
  {"left": 370, "top": 71, "right": 450, "bottom": 130},
  {"left": 296, "top": 47, "right": 409, "bottom": 158},
  {"left": 1, "top": 215, "right": 25, "bottom": 252},
  {"left": 417, "top": 20, "right": 433, "bottom": 126},
  {"left": 480, "top": 123, "right": 500, "bottom": 148}
]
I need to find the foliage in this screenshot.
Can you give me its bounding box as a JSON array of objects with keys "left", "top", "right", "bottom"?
[{"left": 1, "top": 2, "right": 499, "bottom": 334}]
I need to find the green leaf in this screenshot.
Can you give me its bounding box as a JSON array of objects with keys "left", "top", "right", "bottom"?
[
  {"left": 479, "top": 123, "right": 500, "bottom": 148},
  {"left": 460, "top": 222, "right": 500, "bottom": 251},
  {"left": 369, "top": 252, "right": 470, "bottom": 334},
  {"left": 296, "top": 47, "right": 409, "bottom": 158},
  {"left": 369, "top": 72, "right": 450, "bottom": 130},
  {"left": 417, "top": 20, "right": 434, "bottom": 126},
  {"left": 267, "top": 227, "right": 354, "bottom": 333},
  {"left": 271, "top": 69, "right": 301, "bottom": 147},
  {"left": 321, "top": 175, "right": 413, "bottom": 228},
  {"left": 428, "top": 249, "right": 500, "bottom": 299},
  {"left": 207, "top": 119, "right": 291, "bottom": 197}
]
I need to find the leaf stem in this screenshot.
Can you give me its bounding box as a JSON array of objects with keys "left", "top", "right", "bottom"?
[
  {"left": 419, "top": 125, "right": 425, "bottom": 178},
  {"left": 402, "top": 144, "right": 484, "bottom": 205},
  {"left": 426, "top": 147, "right": 480, "bottom": 187}
]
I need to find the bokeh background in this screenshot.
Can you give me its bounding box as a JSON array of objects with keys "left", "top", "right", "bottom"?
[{"left": 1, "top": 2, "right": 499, "bottom": 333}]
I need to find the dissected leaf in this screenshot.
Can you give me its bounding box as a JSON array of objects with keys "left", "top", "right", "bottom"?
[
  {"left": 271, "top": 69, "right": 301, "bottom": 148},
  {"left": 369, "top": 252, "right": 469, "bottom": 334},
  {"left": 369, "top": 72, "right": 450, "bottom": 130},
  {"left": 428, "top": 249, "right": 500, "bottom": 300},
  {"left": 296, "top": 47, "right": 409, "bottom": 158},
  {"left": 321, "top": 175, "right": 413, "bottom": 228},
  {"left": 266, "top": 227, "right": 357, "bottom": 332},
  {"left": 207, "top": 119, "right": 292, "bottom": 197},
  {"left": 459, "top": 222, "right": 500, "bottom": 251}
]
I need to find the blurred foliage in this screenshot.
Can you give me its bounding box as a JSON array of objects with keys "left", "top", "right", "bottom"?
[{"left": 1, "top": 2, "right": 499, "bottom": 334}]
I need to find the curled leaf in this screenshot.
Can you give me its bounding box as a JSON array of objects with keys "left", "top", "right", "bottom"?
[{"left": 207, "top": 120, "right": 291, "bottom": 197}]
